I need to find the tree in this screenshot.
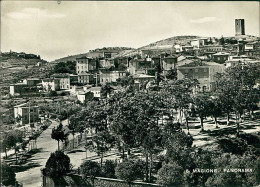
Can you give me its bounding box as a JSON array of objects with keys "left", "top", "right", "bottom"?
[
  {"left": 101, "top": 83, "right": 114, "bottom": 98},
  {"left": 51, "top": 123, "right": 68, "bottom": 150},
  {"left": 206, "top": 153, "right": 259, "bottom": 187},
  {"left": 115, "top": 159, "right": 145, "bottom": 186},
  {"left": 157, "top": 162, "right": 184, "bottom": 187},
  {"left": 208, "top": 96, "right": 222, "bottom": 128},
  {"left": 44, "top": 151, "right": 71, "bottom": 178},
  {"left": 192, "top": 93, "right": 211, "bottom": 131},
  {"left": 53, "top": 61, "right": 76, "bottom": 74},
  {"left": 91, "top": 131, "right": 115, "bottom": 167},
  {"left": 161, "top": 79, "right": 198, "bottom": 124},
  {"left": 68, "top": 115, "right": 77, "bottom": 148},
  {"left": 80, "top": 160, "right": 102, "bottom": 185},
  {"left": 2, "top": 162, "right": 16, "bottom": 186},
  {"left": 3, "top": 130, "right": 24, "bottom": 163}
]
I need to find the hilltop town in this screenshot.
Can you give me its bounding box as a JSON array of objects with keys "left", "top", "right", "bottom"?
[{"left": 1, "top": 19, "right": 260, "bottom": 187}]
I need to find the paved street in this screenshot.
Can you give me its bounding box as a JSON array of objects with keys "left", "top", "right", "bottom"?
[{"left": 15, "top": 120, "right": 59, "bottom": 187}]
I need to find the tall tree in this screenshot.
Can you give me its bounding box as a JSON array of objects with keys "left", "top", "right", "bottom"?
[
  {"left": 192, "top": 93, "right": 211, "bottom": 131},
  {"left": 51, "top": 123, "right": 68, "bottom": 151}
]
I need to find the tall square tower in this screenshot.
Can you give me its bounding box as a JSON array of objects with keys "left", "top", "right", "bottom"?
[{"left": 235, "top": 19, "right": 245, "bottom": 36}]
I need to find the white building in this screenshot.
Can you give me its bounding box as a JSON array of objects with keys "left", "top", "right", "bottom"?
[
  {"left": 42, "top": 78, "right": 60, "bottom": 91},
  {"left": 14, "top": 103, "right": 39, "bottom": 125}
]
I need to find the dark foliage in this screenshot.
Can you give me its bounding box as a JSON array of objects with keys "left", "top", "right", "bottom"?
[
  {"left": 44, "top": 151, "right": 71, "bottom": 178},
  {"left": 2, "top": 162, "right": 16, "bottom": 186},
  {"left": 54, "top": 61, "right": 76, "bottom": 74}
]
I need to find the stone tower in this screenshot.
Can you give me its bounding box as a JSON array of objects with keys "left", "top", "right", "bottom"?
[{"left": 235, "top": 19, "right": 245, "bottom": 36}]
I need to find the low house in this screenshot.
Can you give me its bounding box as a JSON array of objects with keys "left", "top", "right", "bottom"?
[
  {"left": 129, "top": 59, "right": 154, "bottom": 75},
  {"left": 77, "top": 91, "right": 94, "bottom": 103},
  {"left": 23, "top": 78, "right": 41, "bottom": 86},
  {"left": 99, "top": 69, "right": 127, "bottom": 85},
  {"left": 10, "top": 83, "right": 27, "bottom": 96},
  {"left": 162, "top": 56, "right": 178, "bottom": 75},
  {"left": 78, "top": 73, "right": 95, "bottom": 85},
  {"left": 212, "top": 52, "right": 230, "bottom": 64},
  {"left": 42, "top": 78, "right": 60, "bottom": 91},
  {"left": 87, "top": 87, "right": 101, "bottom": 98},
  {"left": 14, "top": 103, "right": 39, "bottom": 125},
  {"left": 51, "top": 74, "right": 71, "bottom": 90},
  {"left": 225, "top": 55, "right": 255, "bottom": 68},
  {"left": 190, "top": 38, "right": 207, "bottom": 49},
  {"left": 177, "top": 61, "right": 225, "bottom": 91},
  {"left": 132, "top": 74, "right": 155, "bottom": 84},
  {"left": 10, "top": 78, "right": 41, "bottom": 96}
]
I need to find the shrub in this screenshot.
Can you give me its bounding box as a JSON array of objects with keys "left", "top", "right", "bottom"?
[
  {"left": 157, "top": 162, "right": 184, "bottom": 187},
  {"left": 2, "top": 162, "right": 16, "bottom": 186},
  {"left": 217, "top": 137, "right": 248, "bottom": 155},
  {"left": 80, "top": 160, "right": 102, "bottom": 181},
  {"left": 102, "top": 160, "right": 117, "bottom": 178},
  {"left": 44, "top": 151, "right": 71, "bottom": 178},
  {"left": 115, "top": 159, "right": 145, "bottom": 185}
]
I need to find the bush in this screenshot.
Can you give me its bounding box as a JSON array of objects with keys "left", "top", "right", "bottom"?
[
  {"left": 115, "top": 159, "right": 145, "bottom": 184},
  {"left": 205, "top": 154, "right": 260, "bottom": 187},
  {"left": 217, "top": 137, "right": 248, "bottom": 155},
  {"left": 2, "top": 162, "right": 16, "bottom": 186},
  {"left": 80, "top": 160, "right": 102, "bottom": 180},
  {"left": 102, "top": 160, "right": 117, "bottom": 178},
  {"left": 49, "top": 91, "right": 58, "bottom": 97},
  {"left": 44, "top": 151, "right": 71, "bottom": 178},
  {"left": 157, "top": 162, "right": 184, "bottom": 187},
  {"left": 239, "top": 133, "right": 260, "bottom": 148}
]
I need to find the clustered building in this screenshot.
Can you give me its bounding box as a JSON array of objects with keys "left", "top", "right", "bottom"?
[{"left": 10, "top": 19, "right": 260, "bottom": 105}]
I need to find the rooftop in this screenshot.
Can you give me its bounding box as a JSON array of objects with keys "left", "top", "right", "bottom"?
[
  {"left": 178, "top": 61, "right": 224, "bottom": 68},
  {"left": 213, "top": 52, "right": 230, "bottom": 56},
  {"left": 76, "top": 56, "right": 93, "bottom": 60},
  {"left": 88, "top": 87, "right": 101, "bottom": 91},
  {"left": 14, "top": 103, "right": 39, "bottom": 108},
  {"left": 132, "top": 74, "right": 155, "bottom": 79}
]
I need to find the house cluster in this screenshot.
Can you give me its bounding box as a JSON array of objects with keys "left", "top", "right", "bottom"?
[{"left": 10, "top": 19, "right": 260, "bottom": 105}]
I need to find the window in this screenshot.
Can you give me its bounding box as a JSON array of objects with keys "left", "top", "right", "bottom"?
[
  {"left": 204, "top": 68, "right": 207, "bottom": 72},
  {"left": 195, "top": 69, "right": 198, "bottom": 72}
]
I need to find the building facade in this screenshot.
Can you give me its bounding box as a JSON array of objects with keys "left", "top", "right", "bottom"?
[
  {"left": 99, "top": 70, "right": 127, "bottom": 85},
  {"left": 76, "top": 57, "right": 97, "bottom": 74},
  {"left": 14, "top": 103, "right": 39, "bottom": 125},
  {"left": 177, "top": 61, "right": 225, "bottom": 91},
  {"left": 212, "top": 52, "right": 230, "bottom": 64},
  {"left": 42, "top": 78, "right": 60, "bottom": 91}
]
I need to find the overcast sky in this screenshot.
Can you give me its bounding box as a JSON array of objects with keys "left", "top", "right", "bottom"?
[{"left": 1, "top": 1, "right": 259, "bottom": 61}]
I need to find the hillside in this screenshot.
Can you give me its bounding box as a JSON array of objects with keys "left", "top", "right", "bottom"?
[
  {"left": 0, "top": 52, "right": 47, "bottom": 69},
  {"left": 115, "top": 35, "right": 201, "bottom": 57},
  {"left": 52, "top": 47, "right": 135, "bottom": 63},
  {"left": 52, "top": 36, "right": 202, "bottom": 61},
  {"left": 139, "top": 35, "right": 200, "bottom": 49}
]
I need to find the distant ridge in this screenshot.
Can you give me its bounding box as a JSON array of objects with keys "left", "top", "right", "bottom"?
[
  {"left": 52, "top": 47, "right": 134, "bottom": 63},
  {"left": 138, "top": 35, "right": 200, "bottom": 50},
  {"left": 51, "top": 34, "right": 260, "bottom": 61}
]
